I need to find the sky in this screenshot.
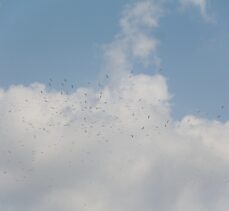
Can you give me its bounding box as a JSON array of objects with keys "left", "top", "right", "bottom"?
[
  {"left": 0, "top": 0, "right": 229, "bottom": 210},
  {"left": 0, "top": 0, "right": 229, "bottom": 120}
]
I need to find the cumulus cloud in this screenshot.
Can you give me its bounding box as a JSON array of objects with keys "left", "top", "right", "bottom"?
[{"left": 0, "top": 1, "right": 228, "bottom": 211}]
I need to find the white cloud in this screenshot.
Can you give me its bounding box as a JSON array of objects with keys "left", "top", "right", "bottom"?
[
  {"left": 1, "top": 74, "right": 229, "bottom": 211},
  {"left": 103, "top": 0, "right": 162, "bottom": 83},
  {"left": 0, "top": 1, "right": 228, "bottom": 211},
  {"left": 180, "top": 0, "right": 214, "bottom": 22}
]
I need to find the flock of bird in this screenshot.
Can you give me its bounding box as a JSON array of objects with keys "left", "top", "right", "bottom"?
[{"left": 0, "top": 75, "right": 226, "bottom": 185}]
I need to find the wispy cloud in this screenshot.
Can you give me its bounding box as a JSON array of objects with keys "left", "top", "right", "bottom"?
[
  {"left": 180, "top": 0, "right": 215, "bottom": 23},
  {"left": 103, "top": 0, "right": 163, "bottom": 82}
]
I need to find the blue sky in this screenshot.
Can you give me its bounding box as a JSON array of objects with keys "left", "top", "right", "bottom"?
[{"left": 0, "top": 0, "right": 228, "bottom": 120}]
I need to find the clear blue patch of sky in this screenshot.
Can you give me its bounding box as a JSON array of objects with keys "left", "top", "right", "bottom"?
[{"left": 0, "top": 0, "right": 132, "bottom": 86}]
